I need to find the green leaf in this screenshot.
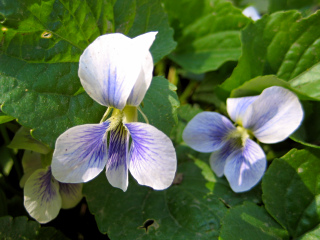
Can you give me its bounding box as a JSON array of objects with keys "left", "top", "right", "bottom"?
[
  {"left": 219, "top": 10, "right": 320, "bottom": 99},
  {"left": 220, "top": 202, "right": 289, "bottom": 240},
  {"left": 289, "top": 62, "right": 320, "bottom": 100},
  {"left": 230, "top": 75, "right": 318, "bottom": 100},
  {"left": 262, "top": 148, "right": 320, "bottom": 238},
  {"left": 7, "top": 127, "right": 51, "bottom": 154},
  {"left": 167, "top": 0, "right": 250, "bottom": 73},
  {"left": 0, "top": 216, "right": 69, "bottom": 239},
  {"left": 0, "top": 112, "right": 15, "bottom": 124},
  {"left": 0, "top": 0, "right": 176, "bottom": 148},
  {"left": 170, "top": 104, "right": 202, "bottom": 144},
  {"left": 297, "top": 225, "right": 320, "bottom": 240},
  {"left": 269, "top": 0, "right": 317, "bottom": 13},
  {"left": 139, "top": 77, "right": 179, "bottom": 136},
  {"left": 84, "top": 152, "right": 262, "bottom": 238},
  {"left": 290, "top": 101, "right": 320, "bottom": 148},
  {"left": 84, "top": 161, "right": 228, "bottom": 239}
]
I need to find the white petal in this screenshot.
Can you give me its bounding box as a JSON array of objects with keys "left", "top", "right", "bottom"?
[
  {"left": 20, "top": 151, "right": 42, "bottom": 188},
  {"left": 105, "top": 123, "right": 129, "bottom": 192},
  {"left": 78, "top": 33, "right": 142, "bottom": 109},
  {"left": 182, "top": 112, "right": 235, "bottom": 153},
  {"left": 126, "top": 122, "right": 177, "bottom": 190},
  {"left": 59, "top": 183, "right": 83, "bottom": 209},
  {"left": 224, "top": 139, "right": 266, "bottom": 193},
  {"left": 52, "top": 122, "right": 109, "bottom": 183},
  {"left": 242, "top": 6, "right": 261, "bottom": 21},
  {"left": 126, "top": 32, "right": 157, "bottom": 106},
  {"left": 24, "top": 168, "right": 61, "bottom": 224},
  {"left": 242, "top": 86, "right": 304, "bottom": 143},
  {"left": 227, "top": 96, "right": 258, "bottom": 124}
]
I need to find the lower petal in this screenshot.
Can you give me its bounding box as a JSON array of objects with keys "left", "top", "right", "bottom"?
[
  {"left": 52, "top": 122, "right": 109, "bottom": 183},
  {"left": 209, "top": 142, "right": 235, "bottom": 177},
  {"left": 106, "top": 123, "right": 129, "bottom": 191},
  {"left": 126, "top": 122, "right": 177, "bottom": 190},
  {"left": 59, "top": 183, "right": 83, "bottom": 209},
  {"left": 224, "top": 139, "right": 266, "bottom": 193},
  {"left": 24, "top": 168, "right": 61, "bottom": 224}
]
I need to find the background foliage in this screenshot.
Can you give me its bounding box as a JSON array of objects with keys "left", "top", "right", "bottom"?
[{"left": 1, "top": 0, "right": 320, "bottom": 239}]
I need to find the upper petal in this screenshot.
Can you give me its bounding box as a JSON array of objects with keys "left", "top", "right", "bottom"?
[
  {"left": 242, "top": 6, "right": 261, "bottom": 21},
  {"left": 126, "top": 32, "right": 157, "bottom": 106},
  {"left": 242, "top": 86, "right": 304, "bottom": 143},
  {"left": 224, "top": 138, "right": 266, "bottom": 192},
  {"left": 182, "top": 112, "right": 235, "bottom": 153},
  {"left": 227, "top": 96, "right": 258, "bottom": 124},
  {"left": 24, "top": 168, "right": 61, "bottom": 223},
  {"left": 105, "top": 123, "right": 129, "bottom": 192},
  {"left": 52, "top": 122, "right": 109, "bottom": 183},
  {"left": 126, "top": 122, "right": 177, "bottom": 190},
  {"left": 59, "top": 183, "right": 83, "bottom": 209},
  {"left": 79, "top": 33, "right": 144, "bottom": 109}
]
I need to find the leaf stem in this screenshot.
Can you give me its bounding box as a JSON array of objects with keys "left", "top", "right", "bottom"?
[{"left": 0, "top": 125, "right": 23, "bottom": 179}]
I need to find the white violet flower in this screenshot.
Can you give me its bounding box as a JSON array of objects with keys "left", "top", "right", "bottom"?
[
  {"left": 51, "top": 32, "right": 177, "bottom": 192},
  {"left": 183, "top": 86, "right": 303, "bottom": 192}
]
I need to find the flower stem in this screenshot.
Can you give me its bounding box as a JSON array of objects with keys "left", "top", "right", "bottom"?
[
  {"left": 137, "top": 107, "right": 149, "bottom": 124},
  {"left": 0, "top": 125, "right": 23, "bottom": 179},
  {"left": 100, "top": 107, "right": 113, "bottom": 123}
]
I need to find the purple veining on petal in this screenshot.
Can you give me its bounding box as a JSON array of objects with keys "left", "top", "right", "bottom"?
[
  {"left": 62, "top": 121, "right": 109, "bottom": 168},
  {"left": 127, "top": 126, "right": 158, "bottom": 167},
  {"left": 107, "top": 123, "right": 129, "bottom": 171},
  {"left": 183, "top": 112, "right": 236, "bottom": 153},
  {"left": 224, "top": 138, "right": 266, "bottom": 192},
  {"left": 32, "top": 168, "right": 57, "bottom": 205},
  {"left": 59, "top": 183, "right": 80, "bottom": 198}
]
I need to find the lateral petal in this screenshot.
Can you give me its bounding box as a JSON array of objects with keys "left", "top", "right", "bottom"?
[
  {"left": 242, "top": 86, "right": 303, "bottom": 143},
  {"left": 24, "top": 168, "right": 61, "bottom": 224},
  {"left": 59, "top": 183, "right": 83, "bottom": 209},
  {"left": 105, "top": 123, "right": 129, "bottom": 192},
  {"left": 52, "top": 122, "right": 109, "bottom": 183},
  {"left": 78, "top": 33, "right": 142, "bottom": 109},
  {"left": 126, "top": 122, "right": 177, "bottom": 190},
  {"left": 182, "top": 112, "right": 235, "bottom": 152},
  {"left": 126, "top": 32, "right": 157, "bottom": 106},
  {"left": 227, "top": 96, "right": 258, "bottom": 124},
  {"left": 224, "top": 139, "right": 266, "bottom": 193}
]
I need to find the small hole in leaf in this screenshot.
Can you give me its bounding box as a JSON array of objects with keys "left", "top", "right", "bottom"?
[
  {"left": 0, "top": 13, "right": 5, "bottom": 24},
  {"left": 1, "top": 27, "right": 8, "bottom": 32},
  {"left": 139, "top": 219, "right": 157, "bottom": 232},
  {"left": 41, "top": 31, "right": 52, "bottom": 39}
]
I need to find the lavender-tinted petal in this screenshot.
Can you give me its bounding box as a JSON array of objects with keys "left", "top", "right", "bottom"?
[
  {"left": 126, "top": 32, "right": 157, "bottom": 106},
  {"left": 24, "top": 168, "right": 61, "bottom": 224},
  {"left": 209, "top": 141, "right": 235, "bottom": 177},
  {"left": 227, "top": 96, "right": 258, "bottom": 124},
  {"left": 182, "top": 112, "right": 235, "bottom": 153},
  {"left": 224, "top": 138, "right": 266, "bottom": 193},
  {"left": 52, "top": 122, "right": 109, "bottom": 183},
  {"left": 126, "top": 122, "right": 177, "bottom": 190},
  {"left": 106, "top": 123, "right": 129, "bottom": 191},
  {"left": 59, "top": 183, "right": 83, "bottom": 209},
  {"left": 78, "top": 33, "right": 143, "bottom": 109},
  {"left": 20, "top": 151, "right": 42, "bottom": 188},
  {"left": 242, "top": 86, "right": 304, "bottom": 143}
]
